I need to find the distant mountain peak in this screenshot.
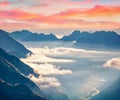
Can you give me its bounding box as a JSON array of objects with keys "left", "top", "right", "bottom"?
[
  {"left": 10, "top": 30, "right": 58, "bottom": 41},
  {"left": 72, "top": 30, "right": 81, "bottom": 34},
  {"left": 61, "top": 30, "right": 120, "bottom": 49},
  {"left": 21, "top": 30, "right": 33, "bottom": 33}
]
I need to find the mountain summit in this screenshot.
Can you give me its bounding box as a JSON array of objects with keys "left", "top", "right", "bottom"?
[
  {"left": 61, "top": 30, "right": 120, "bottom": 49},
  {"left": 10, "top": 30, "right": 58, "bottom": 41}
]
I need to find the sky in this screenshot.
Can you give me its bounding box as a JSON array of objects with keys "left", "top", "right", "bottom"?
[{"left": 0, "top": 0, "right": 120, "bottom": 36}]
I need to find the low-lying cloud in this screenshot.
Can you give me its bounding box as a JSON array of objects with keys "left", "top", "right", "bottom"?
[
  {"left": 103, "top": 57, "right": 120, "bottom": 70},
  {"left": 49, "top": 47, "right": 108, "bottom": 54},
  {"left": 26, "top": 47, "right": 110, "bottom": 60},
  {"left": 27, "top": 63, "right": 72, "bottom": 75},
  {"left": 29, "top": 47, "right": 109, "bottom": 55},
  {"left": 22, "top": 48, "right": 74, "bottom": 63},
  {"left": 21, "top": 47, "right": 114, "bottom": 89},
  {"left": 21, "top": 47, "right": 74, "bottom": 88},
  {"left": 29, "top": 75, "right": 61, "bottom": 88},
  {"left": 23, "top": 62, "right": 72, "bottom": 88}
]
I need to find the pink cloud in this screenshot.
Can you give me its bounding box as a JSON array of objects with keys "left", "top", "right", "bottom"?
[
  {"left": 104, "top": 58, "right": 120, "bottom": 70},
  {"left": 37, "top": 3, "right": 49, "bottom": 7},
  {"left": 0, "top": 1, "right": 11, "bottom": 6},
  {"left": 0, "top": 9, "right": 44, "bottom": 20},
  {"left": 52, "top": 5, "right": 120, "bottom": 18},
  {"left": 0, "top": 5, "right": 120, "bottom": 30}
]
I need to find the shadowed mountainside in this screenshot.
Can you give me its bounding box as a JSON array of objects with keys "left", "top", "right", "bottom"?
[
  {"left": 0, "top": 79, "right": 46, "bottom": 100},
  {"left": 0, "top": 29, "right": 32, "bottom": 58},
  {"left": 0, "top": 48, "right": 37, "bottom": 76},
  {"left": 0, "top": 48, "right": 47, "bottom": 100}
]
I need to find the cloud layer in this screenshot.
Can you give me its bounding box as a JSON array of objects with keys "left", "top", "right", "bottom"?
[
  {"left": 27, "top": 63, "right": 72, "bottom": 75},
  {"left": 29, "top": 75, "right": 61, "bottom": 88},
  {"left": 21, "top": 47, "right": 110, "bottom": 88},
  {"left": 0, "top": 0, "right": 120, "bottom": 32},
  {"left": 104, "top": 57, "right": 120, "bottom": 70},
  {"left": 26, "top": 47, "right": 110, "bottom": 59},
  {"left": 26, "top": 63, "right": 72, "bottom": 88},
  {"left": 21, "top": 47, "right": 74, "bottom": 88},
  {"left": 22, "top": 53, "right": 74, "bottom": 63},
  {"left": 29, "top": 47, "right": 109, "bottom": 54}
]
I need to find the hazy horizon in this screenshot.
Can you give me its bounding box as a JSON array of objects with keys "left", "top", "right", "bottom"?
[{"left": 1, "top": 28, "right": 120, "bottom": 38}]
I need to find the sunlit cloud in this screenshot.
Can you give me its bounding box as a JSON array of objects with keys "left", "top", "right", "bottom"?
[
  {"left": 103, "top": 57, "right": 120, "bottom": 70},
  {"left": 29, "top": 75, "right": 61, "bottom": 88},
  {"left": 21, "top": 47, "right": 113, "bottom": 65},
  {"left": 21, "top": 46, "right": 74, "bottom": 88},
  {"left": 0, "top": 1, "right": 11, "bottom": 6},
  {"left": 22, "top": 60, "right": 72, "bottom": 88},
  {"left": 4, "top": 19, "right": 28, "bottom": 23},
  {"left": 35, "top": 3, "right": 49, "bottom": 7},
  {"left": 22, "top": 54, "right": 73, "bottom": 63},
  {"left": 26, "top": 63, "right": 72, "bottom": 75},
  {"left": 0, "top": 4, "right": 120, "bottom": 32},
  {"left": 27, "top": 47, "right": 109, "bottom": 58},
  {"left": 0, "top": 9, "right": 44, "bottom": 20},
  {"left": 20, "top": 46, "right": 119, "bottom": 96},
  {"left": 51, "top": 5, "right": 120, "bottom": 22},
  {"left": 21, "top": 47, "right": 73, "bottom": 88},
  {"left": 21, "top": 47, "right": 74, "bottom": 63}
]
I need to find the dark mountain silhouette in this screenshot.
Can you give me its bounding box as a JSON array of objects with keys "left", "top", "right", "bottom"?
[
  {"left": 91, "top": 78, "right": 120, "bottom": 100},
  {"left": 61, "top": 30, "right": 120, "bottom": 49},
  {"left": 10, "top": 29, "right": 120, "bottom": 49},
  {"left": 0, "top": 48, "right": 47, "bottom": 100},
  {"left": 0, "top": 79, "right": 46, "bottom": 100},
  {"left": 10, "top": 30, "right": 58, "bottom": 41},
  {"left": 0, "top": 48, "right": 37, "bottom": 76},
  {"left": 61, "top": 30, "right": 81, "bottom": 41},
  {"left": 0, "top": 29, "right": 32, "bottom": 58},
  {"left": 10, "top": 30, "right": 33, "bottom": 41}
]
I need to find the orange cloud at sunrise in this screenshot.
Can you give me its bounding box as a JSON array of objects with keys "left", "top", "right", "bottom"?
[
  {"left": 0, "top": 1, "right": 11, "bottom": 6},
  {"left": 0, "top": 0, "right": 120, "bottom": 33}
]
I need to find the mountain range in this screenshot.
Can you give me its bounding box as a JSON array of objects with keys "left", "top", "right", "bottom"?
[
  {"left": 0, "top": 29, "right": 32, "bottom": 58},
  {"left": 11, "top": 30, "right": 58, "bottom": 41},
  {"left": 10, "top": 29, "right": 120, "bottom": 49},
  {"left": 61, "top": 30, "right": 120, "bottom": 49}
]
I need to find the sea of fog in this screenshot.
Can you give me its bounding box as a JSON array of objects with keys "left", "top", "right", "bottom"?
[{"left": 21, "top": 41, "right": 120, "bottom": 100}]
